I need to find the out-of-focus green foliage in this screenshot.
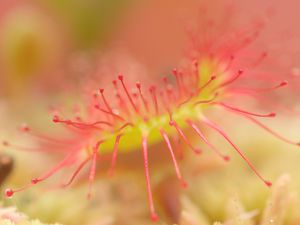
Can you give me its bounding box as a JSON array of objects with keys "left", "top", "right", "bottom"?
[{"left": 37, "top": 0, "right": 133, "bottom": 49}]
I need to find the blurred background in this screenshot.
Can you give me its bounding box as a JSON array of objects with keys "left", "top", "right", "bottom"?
[
  {"left": 1, "top": 0, "right": 300, "bottom": 101},
  {"left": 0, "top": 0, "right": 300, "bottom": 225}
]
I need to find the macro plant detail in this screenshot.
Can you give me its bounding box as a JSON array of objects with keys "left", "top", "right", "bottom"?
[{"left": 2, "top": 10, "right": 299, "bottom": 223}]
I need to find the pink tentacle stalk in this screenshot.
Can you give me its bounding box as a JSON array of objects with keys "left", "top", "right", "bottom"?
[
  {"left": 194, "top": 92, "right": 219, "bottom": 105},
  {"left": 169, "top": 120, "right": 202, "bottom": 154},
  {"left": 142, "top": 135, "right": 159, "bottom": 222},
  {"left": 31, "top": 153, "right": 77, "bottom": 185},
  {"left": 200, "top": 116, "right": 272, "bottom": 187},
  {"left": 19, "top": 124, "right": 74, "bottom": 145},
  {"left": 87, "top": 141, "right": 102, "bottom": 199},
  {"left": 213, "top": 102, "right": 276, "bottom": 118},
  {"left": 160, "top": 129, "right": 187, "bottom": 188},
  {"left": 223, "top": 109, "right": 300, "bottom": 147},
  {"left": 149, "top": 86, "right": 159, "bottom": 115},
  {"left": 218, "top": 69, "right": 243, "bottom": 89},
  {"left": 108, "top": 134, "right": 122, "bottom": 177},
  {"left": 186, "top": 120, "right": 230, "bottom": 161},
  {"left": 5, "top": 152, "right": 76, "bottom": 197},
  {"left": 61, "top": 156, "right": 93, "bottom": 188},
  {"left": 197, "top": 75, "right": 217, "bottom": 93},
  {"left": 118, "top": 75, "right": 139, "bottom": 114},
  {"left": 94, "top": 105, "right": 125, "bottom": 122},
  {"left": 99, "top": 89, "right": 114, "bottom": 116},
  {"left": 2, "top": 141, "right": 63, "bottom": 152},
  {"left": 230, "top": 80, "right": 288, "bottom": 94},
  {"left": 136, "top": 82, "right": 150, "bottom": 112}
]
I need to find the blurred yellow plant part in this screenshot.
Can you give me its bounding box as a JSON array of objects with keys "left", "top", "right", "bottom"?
[
  {"left": 0, "top": 6, "right": 64, "bottom": 95},
  {"left": 178, "top": 172, "right": 298, "bottom": 225},
  {"left": 0, "top": 220, "right": 61, "bottom": 225},
  {"left": 179, "top": 196, "right": 210, "bottom": 225},
  {"left": 0, "top": 205, "right": 62, "bottom": 225},
  {"left": 259, "top": 175, "right": 291, "bottom": 225}
]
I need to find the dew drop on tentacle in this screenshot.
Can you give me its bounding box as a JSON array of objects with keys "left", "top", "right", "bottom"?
[
  {"left": 5, "top": 188, "right": 14, "bottom": 198},
  {"left": 5, "top": 183, "right": 34, "bottom": 198}
]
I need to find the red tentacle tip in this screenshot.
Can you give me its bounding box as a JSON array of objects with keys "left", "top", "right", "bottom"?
[
  {"left": 150, "top": 214, "right": 159, "bottom": 222},
  {"left": 211, "top": 75, "right": 217, "bottom": 80},
  {"left": 149, "top": 86, "right": 156, "bottom": 92},
  {"left": 238, "top": 69, "right": 244, "bottom": 75},
  {"left": 193, "top": 59, "right": 198, "bottom": 67},
  {"left": 223, "top": 156, "right": 231, "bottom": 161},
  {"left": 269, "top": 112, "right": 276, "bottom": 117},
  {"left": 94, "top": 104, "right": 100, "bottom": 109},
  {"left": 172, "top": 68, "right": 178, "bottom": 75},
  {"left": 136, "top": 82, "right": 141, "bottom": 89},
  {"left": 265, "top": 181, "right": 272, "bottom": 187},
  {"left": 99, "top": 88, "right": 104, "bottom": 94},
  {"left": 181, "top": 180, "right": 188, "bottom": 189},
  {"left": 280, "top": 80, "right": 288, "bottom": 86},
  {"left": 194, "top": 149, "right": 202, "bottom": 155},
  {"left": 169, "top": 120, "right": 175, "bottom": 126},
  {"left": 296, "top": 142, "right": 300, "bottom": 147},
  {"left": 31, "top": 178, "right": 39, "bottom": 184},
  {"left": 20, "top": 124, "right": 30, "bottom": 132},
  {"left": 52, "top": 115, "right": 59, "bottom": 123},
  {"left": 118, "top": 74, "right": 123, "bottom": 81},
  {"left": 5, "top": 188, "right": 14, "bottom": 198}
]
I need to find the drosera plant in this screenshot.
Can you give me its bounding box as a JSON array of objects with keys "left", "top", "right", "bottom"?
[{"left": 2, "top": 9, "right": 299, "bottom": 222}]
